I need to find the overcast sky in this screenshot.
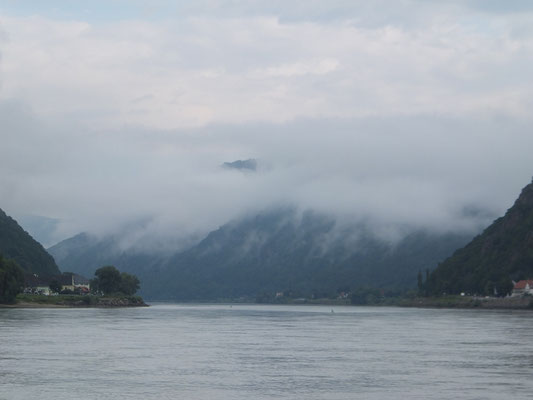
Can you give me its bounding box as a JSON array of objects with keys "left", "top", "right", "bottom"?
[{"left": 1, "top": 0, "right": 532, "bottom": 246}]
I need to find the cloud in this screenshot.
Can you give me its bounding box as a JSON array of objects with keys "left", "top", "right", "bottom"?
[
  {"left": 1, "top": 98, "right": 532, "bottom": 247},
  {"left": 1, "top": 10, "right": 532, "bottom": 129},
  {"left": 254, "top": 58, "right": 340, "bottom": 78},
  {"left": 0, "top": 3, "right": 532, "bottom": 247},
  {"left": 465, "top": 0, "right": 533, "bottom": 14}
]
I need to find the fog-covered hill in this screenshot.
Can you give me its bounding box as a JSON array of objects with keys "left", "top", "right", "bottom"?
[
  {"left": 50, "top": 208, "right": 475, "bottom": 300},
  {"left": 427, "top": 179, "right": 533, "bottom": 296}
]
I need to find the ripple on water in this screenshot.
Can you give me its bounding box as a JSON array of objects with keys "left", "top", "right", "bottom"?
[{"left": 1, "top": 305, "right": 532, "bottom": 400}]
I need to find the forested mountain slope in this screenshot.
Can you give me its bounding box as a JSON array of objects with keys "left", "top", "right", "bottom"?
[
  {"left": 50, "top": 208, "right": 473, "bottom": 300},
  {"left": 426, "top": 179, "right": 533, "bottom": 296},
  {"left": 0, "top": 208, "right": 60, "bottom": 276}
]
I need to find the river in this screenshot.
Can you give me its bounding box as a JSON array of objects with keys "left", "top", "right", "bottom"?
[{"left": 1, "top": 304, "right": 532, "bottom": 399}]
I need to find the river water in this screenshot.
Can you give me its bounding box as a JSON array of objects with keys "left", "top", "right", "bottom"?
[{"left": 1, "top": 304, "right": 532, "bottom": 399}]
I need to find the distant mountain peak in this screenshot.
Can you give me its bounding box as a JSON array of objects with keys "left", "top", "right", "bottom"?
[{"left": 222, "top": 159, "right": 257, "bottom": 171}]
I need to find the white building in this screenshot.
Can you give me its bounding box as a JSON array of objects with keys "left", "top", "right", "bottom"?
[{"left": 511, "top": 280, "right": 533, "bottom": 297}]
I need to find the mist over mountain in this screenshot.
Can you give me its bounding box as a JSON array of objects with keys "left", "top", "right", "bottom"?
[
  {"left": 14, "top": 215, "right": 63, "bottom": 248},
  {"left": 49, "top": 232, "right": 171, "bottom": 279},
  {"left": 0, "top": 208, "right": 60, "bottom": 276},
  {"left": 149, "top": 209, "right": 476, "bottom": 300},
  {"left": 427, "top": 178, "right": 533, "bottom": 296},
  {"left": 2, "top": 1, "right": 533, "bottom": 303},
  {"left": 49, "top": 207, "right": 476, "bottom": 300}
]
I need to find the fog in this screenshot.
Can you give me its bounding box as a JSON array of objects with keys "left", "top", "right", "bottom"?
[{"left": 1, "top": 1, "right": 532, "bottom": 248}]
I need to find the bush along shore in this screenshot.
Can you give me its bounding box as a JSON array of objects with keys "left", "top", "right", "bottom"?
[{"left": 4, "top": 293, "right": 148, "bottom": 308}]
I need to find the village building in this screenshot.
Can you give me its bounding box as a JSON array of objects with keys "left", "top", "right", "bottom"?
[
  {"left": 58, "top": 273, "right": 91, "bottom": 293},
  {"left": 24, "top": 273, "right": 91, "bottom": 295},
  {"left": 511, "top": 280, "right": 533, "bottom": 297},
  {"left": 24, "top": 274, "right": 53, "bottom": 295}
]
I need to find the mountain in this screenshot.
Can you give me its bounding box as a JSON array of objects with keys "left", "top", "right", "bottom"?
[
  {"left": 49, "top": 232, "right": 166, "bottom": 277},
  {"left": 49, "top": 208, "right": 474, "bottom": 300},
  {"left": 426, "top": 179, "right": 533, "bottom": 296},
  {"left": 145, "top": 209, "right": 474, "bottom": 300},
  {"left": 0, "top": 208, "right": 60, "bottom": 276},
  {"left": 222, "top": 159, "right": 257, "bottom": 171}
]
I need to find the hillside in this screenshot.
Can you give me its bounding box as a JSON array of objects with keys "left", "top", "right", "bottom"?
[
  {"left": 49, "top": 232, "right": 164, "bottom": 280},
  {"left": 426, "top": 179, "right": 533, "bottom": 296},
  {"left": 50, "top": 208, "right": 474, "bottom": 300},
  {"left": 0, "top": 208, "right": 60, "bottom": 276},
  {"left": 146, "top": 210, "right": 473, "bottom": 300}
]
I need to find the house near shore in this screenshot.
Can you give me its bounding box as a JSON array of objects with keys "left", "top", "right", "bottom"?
[
  {"left": 24, "top": 274, "right": 53, "bottom": 295},
  {"left": 511, "top": 280, "right": 533, "bottom": 297},
  {"left": 59, "top": 273, "right": 91, "bottom": 293},
  {"left": 24, "top": 272, "right": 91, "bottom": 295}
]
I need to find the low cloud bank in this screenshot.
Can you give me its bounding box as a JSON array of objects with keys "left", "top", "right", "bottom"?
[
  {"left": 1, "top": 2, "right": 532, "bottom": 248},
  {"left": 1, "top": 100, "right": 531, "bottom": 249}
]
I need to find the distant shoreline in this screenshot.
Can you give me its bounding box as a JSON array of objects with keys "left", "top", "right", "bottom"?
[
  {"left": 0, "top": 294, "right": 149, "bottom": 308},
  {"left": 187, "top": 295, "right": 533, "bottom": 310},
  {"left": 395, "top": 295, "right": 533, "bottom": 310},
  {"left": 0, "top": 302, "right": 70, "bottom": 308},
  {"left": 0, "top": 302, "right": 149, "bottom": 309},
  {"left": 4, "top": 295, "right": 532, "bottom": 311}
]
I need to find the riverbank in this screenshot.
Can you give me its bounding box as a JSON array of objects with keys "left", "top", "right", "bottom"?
[
  {"left": 17, "top": 293, "right": 528, "bottom": 310},
  {"left": 0, "top": 294, "right": 148, "bottom": 308},
  {"left": 258, "top": 294, "right": 533, "bottom": 310},
  {"left": 394, "top": 295, "right": 533, "bottom": 310}
]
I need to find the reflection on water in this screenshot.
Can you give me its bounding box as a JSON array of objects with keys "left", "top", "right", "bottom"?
[{"left": 1, "top": 304, "right": 533, "bottom": 399}]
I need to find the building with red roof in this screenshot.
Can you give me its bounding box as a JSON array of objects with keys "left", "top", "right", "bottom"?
[{"left": 511, "top": 280, "right": 533, "bottom": 297}]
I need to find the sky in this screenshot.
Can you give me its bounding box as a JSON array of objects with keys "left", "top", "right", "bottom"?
[{"left": 1, "top": 0, "right": 533, "bottom": 247}]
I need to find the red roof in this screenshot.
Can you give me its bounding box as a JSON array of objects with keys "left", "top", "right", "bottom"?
[{"left": 514, "top": 280, "right": 533, "bottom": 289}]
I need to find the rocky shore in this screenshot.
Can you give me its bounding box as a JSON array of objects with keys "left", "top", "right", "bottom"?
[{"left": 96, "top": 296, "right": 148, "bottom": 307}]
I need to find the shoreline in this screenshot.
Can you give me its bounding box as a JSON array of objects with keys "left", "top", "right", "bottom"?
[
  {"left": 0, "top": 302, "right": 149, "bottom": 309},
  {"left": 395, "top": 295, "right": 533, "bottom": 310},
  {"left": 1, "top": 294, "right": 149, "bottom": 309},
  {"left": 4, "top": 295, "right": 531, "bottom": 311},
  {"left": 149, "top": 295, "right": 533, "bottom": 310},
  {"left": 0, "top": 302, "right": 70, "bottom": 308}
]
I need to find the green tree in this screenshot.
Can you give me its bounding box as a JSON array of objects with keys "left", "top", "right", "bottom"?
[
  {"left": 93, "top": 265, "right": 122, "bottom": 295},
  {"left": 49, "top": 279, "right": 62, "bottom": 294},
  {"left": 0, "top": 255, "right": 25, "bottom": 303},
  {"left": 496, "top": 278, "right": 513, "bottom": 297},
  {"left": 119, "top": 272, "right": 140, "bottom": 295},
  {"left": 89, "top": 278, "right": 100, "bottom": 294},
  {"left": 91, "top": 266, "right": 141, "bottom": 296}
]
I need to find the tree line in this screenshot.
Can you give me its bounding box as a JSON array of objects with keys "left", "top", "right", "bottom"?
[
  {"left": 0, "top": 254, "right": 25, "bottom": 303},
  {"left": 0, "top": 253, "right": 140, "bottom": 303},
  {"left": 90, "top": 265, "right": 140, "bottom": 296}
]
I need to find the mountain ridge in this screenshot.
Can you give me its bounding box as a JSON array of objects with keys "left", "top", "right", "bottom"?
[{"left": 49, "top": 208, "right": 475, "bottom": 300}]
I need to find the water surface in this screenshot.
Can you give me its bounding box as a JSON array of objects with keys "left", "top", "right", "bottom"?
[{"left": 1, "top": 304, "right": 532, "bottom": 399}]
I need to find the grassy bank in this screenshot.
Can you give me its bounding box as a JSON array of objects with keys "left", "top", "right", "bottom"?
[{"left": 5, "top": 293, "right": 148, "bottom": 308}]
